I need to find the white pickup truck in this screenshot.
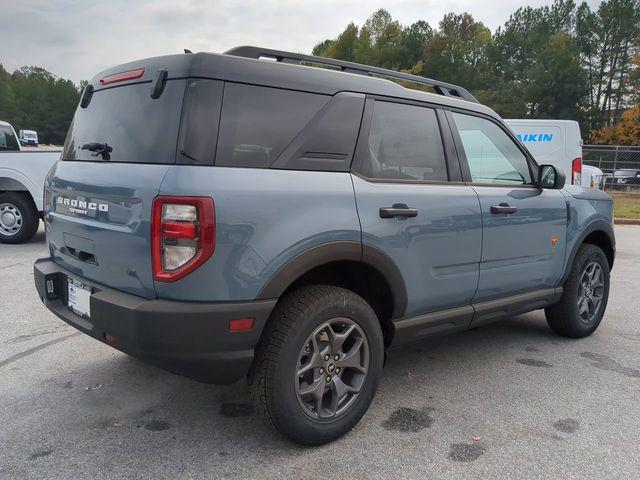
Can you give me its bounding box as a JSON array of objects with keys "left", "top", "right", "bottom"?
[{"left": 0, "top": 120, "right": 61, "bottom": 243}]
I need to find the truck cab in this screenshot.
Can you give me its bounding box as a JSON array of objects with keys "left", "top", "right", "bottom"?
[{"left": 0, "top": 121, "right": 21, "bottom": 152}]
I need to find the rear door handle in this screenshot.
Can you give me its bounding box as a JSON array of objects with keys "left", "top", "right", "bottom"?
[
  {"left": 379, "top": 205, "right": 418, "bottom": 218},
  {"left": 490, "top": 203, "right": 518, "bottom": 214}
]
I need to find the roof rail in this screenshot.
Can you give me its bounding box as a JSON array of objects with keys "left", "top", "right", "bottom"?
[{"left": 224, "top": 46, "right": 479, "bottom": 104}]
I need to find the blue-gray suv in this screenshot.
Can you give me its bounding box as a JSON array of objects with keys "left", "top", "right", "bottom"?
[{"left": 34, "top": 47, "right": 615, "bottom": 445}]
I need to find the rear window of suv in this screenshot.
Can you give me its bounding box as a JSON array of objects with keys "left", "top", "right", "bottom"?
[{"left": 62, "top": 80, "right": 186, "bottom": 164}]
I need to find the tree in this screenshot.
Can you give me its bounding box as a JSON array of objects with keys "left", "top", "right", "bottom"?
[
  {"left": 591, "top": 103, "right": 640, "bottom": 144},
  {"left": 528, "top": 32, "right": 587, "bottom": 118},
  {"left": 399, "top": 21, "right": 433, "bottom": 69},
  {"left": 0, "top": 65, "right": 80, "bottom": 145},
  {"left": 311, "top": 39, "right": 334, "bottom": 57},
  {"left": 419, "top": 13, "right": 491, "bottom": 92},
  {"left": 313, "top": 22, "right": 359, "bottom": 61},
  {"left": 311, "top": 3, "right": 639, "bottom": 142},
  {"left": 485, "top": 1, "right": 589, "bottom": 122},
  {"left": 576, "top": 0, "right": 640, "bottom": 130}
]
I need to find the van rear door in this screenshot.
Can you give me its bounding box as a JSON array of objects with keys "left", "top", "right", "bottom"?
[{"left": 45, "top": 75, "right": 186, "bottom": 299}]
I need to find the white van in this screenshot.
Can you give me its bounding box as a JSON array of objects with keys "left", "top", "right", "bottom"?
[
  {"left": 504, "top": 119, "right": 597, "bottom": 188},
  {"left": 19, "top": 129, "right": 39, "bottom": 147}
]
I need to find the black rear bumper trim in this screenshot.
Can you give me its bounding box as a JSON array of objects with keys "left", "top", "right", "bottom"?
[{"left": 34, "top": 257, "right": 276, "bottom": 384}]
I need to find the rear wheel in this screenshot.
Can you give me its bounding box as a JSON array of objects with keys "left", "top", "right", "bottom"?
[
  {"left": 0, "top": 192, "right": 39, "bottom": 244},
  {"left": 545, "top": 244, "right": 610, "bottom": 338},
  {"left": 248, "top": 285, "right": 384, "bottom": 445}
]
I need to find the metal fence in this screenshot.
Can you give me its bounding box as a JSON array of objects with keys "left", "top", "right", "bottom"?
[{"left": 582, "top": 145, "right": 640, "bottom": 193}]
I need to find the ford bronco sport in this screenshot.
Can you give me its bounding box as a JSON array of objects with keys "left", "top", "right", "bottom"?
[{"left": 34, "top": 47, "right": 615, "bottom": 445}]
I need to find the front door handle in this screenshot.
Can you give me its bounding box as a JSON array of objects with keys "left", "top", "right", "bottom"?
[
  {"left": 490, "top": 203, "right": 518, "bottom": 214},
  {"left": 379, "top": 205, "right": 418, "bottom": 218}
]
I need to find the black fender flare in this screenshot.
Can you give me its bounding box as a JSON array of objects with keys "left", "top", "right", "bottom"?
[
  {"left": 559, "top": 219, "right": 615, "bottom": 285},
  {"left": 256, "top": 240, "right": 407, "bottom": 319}
]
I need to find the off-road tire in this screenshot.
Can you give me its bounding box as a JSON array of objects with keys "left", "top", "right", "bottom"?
[
  {"left": 248, "top": 285, "right": 384, "bottom": 445},
  {"left": 545, "top": 244, "right": 610, "bottom": 338}
]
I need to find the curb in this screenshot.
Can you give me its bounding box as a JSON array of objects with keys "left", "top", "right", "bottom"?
[{"left": 614, "top": 218, "right": 640, "bottom": 225}]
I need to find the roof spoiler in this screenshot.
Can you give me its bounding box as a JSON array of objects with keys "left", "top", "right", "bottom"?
[{"left": 224, "top": 46, "right": 479, "bottom": 104}]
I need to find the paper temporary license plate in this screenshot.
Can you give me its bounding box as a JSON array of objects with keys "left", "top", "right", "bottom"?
[{"left": 67, "top": 278, "right": 91, "bottom": 318}]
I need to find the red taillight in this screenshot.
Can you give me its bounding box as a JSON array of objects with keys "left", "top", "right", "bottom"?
[
  {"left": 572, "top": 157, "right": 582, "bottom": 185},
  {"left": 152, "top": 196, "right": 215, "bottom": 282},
  {"left": 99, "top": 68, "right": 145, "bottom": 86},
  {"left": 162, "top": 221, "right": 197, "bottom": 239}
]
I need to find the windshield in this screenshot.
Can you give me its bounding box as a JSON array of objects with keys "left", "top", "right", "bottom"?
[
  {"left": 0, "top": 125, "right": 20, "bottom": 151},
  {"left": 62, "top": 80, "right": 185, "bottom": 163},
  {"left": 23, "top": 132, "right": 37, "bottom": 139}
]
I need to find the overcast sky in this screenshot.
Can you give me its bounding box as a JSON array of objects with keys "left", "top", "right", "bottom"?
[{"left": 0, "top": 0, "right": 602, "bottom": 84}]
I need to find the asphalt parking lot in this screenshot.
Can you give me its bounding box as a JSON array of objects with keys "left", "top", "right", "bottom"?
[{"left": 1, "top": 226, "right": 639, "bottom": 480}]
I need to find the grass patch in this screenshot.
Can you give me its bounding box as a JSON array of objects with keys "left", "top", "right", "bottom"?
[{"left": 611, "top": 193, "right": 640, "bottom": 219}]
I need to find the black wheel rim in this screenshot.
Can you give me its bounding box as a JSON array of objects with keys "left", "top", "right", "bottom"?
[
  {"left": 295, "top": 317, "right": 369, "bottom": 420},
  {"left": 577, "top": 261, "right": 604, "bottom": 323}
]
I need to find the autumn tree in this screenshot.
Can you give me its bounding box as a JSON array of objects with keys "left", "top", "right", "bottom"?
[{"left": 591, "top": 103, "right": 640, "bottom": 144}]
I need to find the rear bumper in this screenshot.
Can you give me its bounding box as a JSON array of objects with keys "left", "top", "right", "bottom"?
[{"left": 34, "top": 258, "right": 276, "bottom": 384}]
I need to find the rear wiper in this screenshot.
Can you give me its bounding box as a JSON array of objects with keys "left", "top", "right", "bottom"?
[{"left": 80, "top": 142, "right": 112, "bottom": 160}]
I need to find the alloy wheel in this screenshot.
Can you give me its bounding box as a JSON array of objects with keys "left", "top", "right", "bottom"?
[
  {"left": 295, "top": 317, "right": 369, "bottom": 420},
  {"left": 577, "top": 261, "right": 604, "bottom": 323}
]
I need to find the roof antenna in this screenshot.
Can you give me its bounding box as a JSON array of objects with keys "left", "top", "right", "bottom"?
[{"left": 184, "top": 49, "right": 193, "bottom": 54}]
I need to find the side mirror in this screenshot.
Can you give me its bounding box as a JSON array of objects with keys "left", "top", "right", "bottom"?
[{"left": 538, "top": 164, "right": 565, "bottom": 189}]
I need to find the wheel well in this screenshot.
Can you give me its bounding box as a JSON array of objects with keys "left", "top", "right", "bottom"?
[
  {"left": 0, "top": 189, "right": 36, "bottom": 208},
  {"left": 583, "top": 230, "right": 614, "bottom": 269},
  {"left": 281, "top": 261, "right": 396, "bottom": 347},
  {"left": 0, "top": 177, "right": 30, "bottom": 193}
]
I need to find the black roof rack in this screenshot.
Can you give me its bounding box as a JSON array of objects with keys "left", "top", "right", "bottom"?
[{"left": 225, "top": 46, "right": 479, "bottom": 104}]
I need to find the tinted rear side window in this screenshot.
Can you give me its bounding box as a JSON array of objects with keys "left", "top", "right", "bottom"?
[
  {"left": 62, "top": 80, "right": 185, "bottom": 163},
  {"left": 361, "top": 101, "right": 448, "bottom": 181},
  {"left": 0, "top": 125, "right": 20, "bottom": 151},
  {"left": 215, "top": 83, "right": 329, "bottom": 168},
  {"left": 177, "top": 79, "right": 224, "bottom": 165}
]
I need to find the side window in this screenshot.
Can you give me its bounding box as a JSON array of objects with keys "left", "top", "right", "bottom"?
[
  {"left": 362, "top": 101, "right": 448, "bottom": 181},
  {"left": 178, "top": 79, "right": 224, "bottom": 165},
  {"left": 0, "top": 125, "right": 20, "bottom": 151},
  {"left": 216, "top": 83, "right": 329, "bottom": 168},
  {"left": 451, "top": 112, "right": 532, "bottom": 185}
]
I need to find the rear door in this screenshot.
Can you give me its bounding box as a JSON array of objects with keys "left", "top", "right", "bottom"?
[
  {"left": 351, "top": 98, "right": 482, "bottom": 319},
  {"left": 448, "top": 111, "right": 567, "bottom": 303},
  {"left": 45, "top": 76, "right": 190, "bottom": 299}
]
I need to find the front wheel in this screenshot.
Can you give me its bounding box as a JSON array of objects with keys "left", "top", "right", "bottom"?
[
  {"left": 248, "top": 285, "right": 384, "bottom": 445},
  {"left": 545, "top": 244, "right": 610, "bottom": 338}
]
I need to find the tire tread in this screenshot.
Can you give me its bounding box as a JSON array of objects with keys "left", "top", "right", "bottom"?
[
  {"left": 247, "top": 285, "right": 377, "bottom": 441},
  {"left": 545, "top": 243, "right": 609, "bottom": 338}
]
